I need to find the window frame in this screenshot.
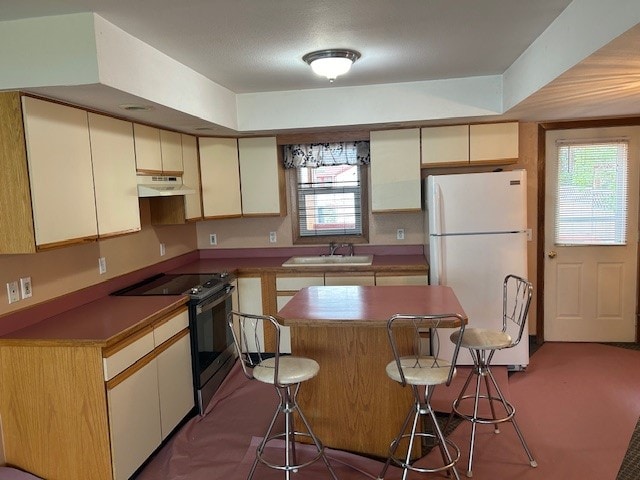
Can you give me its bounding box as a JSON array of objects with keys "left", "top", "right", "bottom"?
[{"left": 288, "top": 165, "right": 369, "bottom": 245}]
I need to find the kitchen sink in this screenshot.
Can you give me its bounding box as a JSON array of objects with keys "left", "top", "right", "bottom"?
[{"left": 281, "top": 254, "right": 373, "bottom": 267}]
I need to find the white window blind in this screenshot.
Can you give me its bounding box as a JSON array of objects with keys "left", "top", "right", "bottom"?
[
  {"left": 555, "top": 140, "right": 628, "bottom": 246},
  {"left": 296, "top": 164, "right": 362, "bottom": 237}
]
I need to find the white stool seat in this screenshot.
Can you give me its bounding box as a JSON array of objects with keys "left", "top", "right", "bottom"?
[
  {"left": 450, "top": 327, "right": 512, "bottom": 350},
  {"left": 253, "top": 356, "right": 320, "bottom": 385},
  {"left": 386, "top": 356, "right": 453, "bottom": 385}
]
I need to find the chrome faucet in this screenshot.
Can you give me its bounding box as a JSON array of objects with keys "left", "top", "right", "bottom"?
[{"left": 328, "top": 242, "right": 354, "bottom": 256}]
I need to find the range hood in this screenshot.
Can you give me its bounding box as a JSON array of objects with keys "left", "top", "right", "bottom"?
[{"left": 137, "top": 175, "right": 196, "bottom": 197}]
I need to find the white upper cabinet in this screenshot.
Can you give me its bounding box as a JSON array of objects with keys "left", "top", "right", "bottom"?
[
  {"left": 199, "top": 137, "right": 242, "bottom": 218},
  {"left": 421, "top": 122, "right": 519, "bottom": 167},
  {"left": 370, "top": 128, "right": 421, "bottom": 212},
  {"left": 22, "top": 96, "right": 98, "bottom": 249},
  {"left": 238, "top": 137, "right": 284, "bottom": 216},
  {"left": 134, "top": 124, "right": 184, "bottom": 174},
  {"left": 159, "top": 129, "right": 183, "bottom": 174},
  {"left": 88, "top": 113, "right": 141, "bottom": 237},
  {"left": 421, "top": 124, "right": 470, "bottom": 166},
  {"left": 469, "top": 122, "right": 519, "bottom": 163},
  {"left": 133, "top": 123, "right": 163, "bottom": 173},
  {"left": 181, "top": 134, "right": 202, "bottom": 221}
]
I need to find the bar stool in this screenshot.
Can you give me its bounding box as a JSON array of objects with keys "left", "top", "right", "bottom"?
[
  {"left": 447, "top": 274, "right": 537, "bottom": 477},
  {"left": 228, "top": 311, "right": 338, "bottom": 480},
  {"left": 378, "top": 313, "right": 467, "bottom": 480}
]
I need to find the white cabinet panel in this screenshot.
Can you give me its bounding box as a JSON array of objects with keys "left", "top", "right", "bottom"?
[
  {"left": 160, "top": 129, "right": 183, "bottom": 173},
  {"left": 133, "top": 123, "right": 162, "bottom": 173},
  {"left": 103, "top": 330, "right": 155, "bottom": 381},
  {"left": 199, "top": 137, "right": 242, "bottom": 218},
  {"left": 107, "top": 360, "right": 162, "bottom": 480},
  {"left": 375, "top": 274, "right": 429, "bottom": 285},
  {"left": 22, "top": 96, "right": 98, "bottom": 248},
  {"left": 325, "top": 273, "right": 375, "bottom": 286},
  {"left": 470, "top": 122, "right": 519, "bottom": 163},
  {"left": 370, "top": 129, "right": 421, "bottom": 212},
  {"left": 153, "top": 309, "right": 189, "bottom": 346},
  {"left": 156, "top": 334, "right": 194, "bottom": 439},
  {"left": 238, "top": 137, "right": 283, "bottom": 216},
  {"left": 421, "top": 124, "right": 469, "bottom": 166},
  {"left": 181, "top": 134, "right": 202, "bottom": 220},
  {"left": 88, "top": 113, "right": 141, "bottom": 237}
]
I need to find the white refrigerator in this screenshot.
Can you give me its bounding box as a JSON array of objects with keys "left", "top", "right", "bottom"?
[{"left": 426, "top": 170, "right": 529, "bottom": 369}]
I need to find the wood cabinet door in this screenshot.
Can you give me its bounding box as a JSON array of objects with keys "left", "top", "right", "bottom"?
[
  {"left": 421, "top": 124, "right": 470, "bottom": 166},
  {"left": 22, "top": 96, "right": 98, "bottom": 249},
  {"left": 370, "top": 128, "right": 421, "bottom": 212},
  {"left": 199, "top": 137, "right": 242, "bottom": 218},
  {"left": 156, "top": 332, "right": 195, "bottom": 439},
  {"left": 133, "top": 123, "right": 162, "bottom": 173},
  {"left": 160, "top": 129, "right": 183, "bottom": 174},
  {"left": 88, "top": 113, "right": 141, "bottom": 237},
  {"left": 238, "top": 137, "right": 283, "bottom": 216},
  {"left": 107, "top": 359, "right": 162, "bottom": 480},
  {"left": 469, "top": 122, "right": 519, "bottom": 163},
  {"left": 181, "top": 134, "right": 202, "bottom": 220}
]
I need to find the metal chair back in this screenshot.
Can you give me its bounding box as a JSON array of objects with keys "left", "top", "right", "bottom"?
[
  {"left": 502, "top": 274, "right": 533, "bottom": 347},
  {"left": 228, "top": 310, "right": 282, "bottom": 383},
  {"left": 386, "top": 313, "right": 467, "bottom": 388}
]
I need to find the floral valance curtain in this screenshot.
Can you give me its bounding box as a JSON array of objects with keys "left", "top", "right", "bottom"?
[{"left": 283, "top": 141, "right": 370, "bottom": 168}]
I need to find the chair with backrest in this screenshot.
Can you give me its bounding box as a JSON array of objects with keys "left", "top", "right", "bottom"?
[
  {"left": 447, "top": 274, "right": 537, "bottom": 477},
  {"left": 227, "top": 310, "right": 338, "bottom": 480},
  {"left": 377, "top": 313, "right": 467, "bottom": 480}
]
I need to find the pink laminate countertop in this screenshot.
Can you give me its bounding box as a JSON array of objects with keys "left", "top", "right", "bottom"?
[
  {"left": 0, "top": 295, "right": 188, "bottom": 346},
  {"left": 277, "top": 285, "right": 466, "bottom": 325}
]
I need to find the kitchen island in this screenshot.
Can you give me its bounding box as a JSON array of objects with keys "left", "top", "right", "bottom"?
[{"left": 276, "top": 285, "right": 466, "bottom": 458}]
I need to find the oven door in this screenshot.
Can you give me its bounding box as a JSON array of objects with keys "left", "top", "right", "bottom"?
[{"left": 191, "top": 286, "right": 235, "bottom": 390}]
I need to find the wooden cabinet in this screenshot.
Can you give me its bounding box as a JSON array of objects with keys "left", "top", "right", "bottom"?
[
  {"left": 238, "top": 137, "right": 285, "bottom": 216},
  {"left": 181, "top": 134, "right": 202, "bottom": 221},
  {"left": 133, "top": 124, "right": 184, "bottom": 174},
  {"left": 0, "top": 307, "right": 193, "bottom": 480},
  {"left": 421, "top": 122, "right": 519, "bottom": 167},
  {"left": 88, "top": 113, "right": 141, "bottom": 237},
  {"left": 370, "top": 128, "right": 422, "bottom": 212},
  {"left": 22, "top": 96, "right": 99, "bottom": 249},
  {"left": 199, "top": 137, "right": 242, "bottom": 218}
]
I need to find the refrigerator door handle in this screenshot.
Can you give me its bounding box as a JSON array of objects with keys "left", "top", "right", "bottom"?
[{"left": 433, "top": 184, "right": 443, "bottom": 235}]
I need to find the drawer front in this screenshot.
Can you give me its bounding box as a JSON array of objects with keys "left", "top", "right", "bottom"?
[
  {"left": 103, "top": 330, "right": 155, "bottom": 381},
  {"left": 276, "top": 275, "right": 324, "bottom": 290},
  {"left": 154, "top": 309, "right": 189, "bottom": 346}
]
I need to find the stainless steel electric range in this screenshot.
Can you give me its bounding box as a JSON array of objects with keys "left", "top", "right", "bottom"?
[{"left": 113, "top": 272, "right": 236, "bottom": 414}]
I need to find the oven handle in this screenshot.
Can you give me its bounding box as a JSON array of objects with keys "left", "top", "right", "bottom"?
[{"left": 195, "top": 285, "right": 235, "bottom": 314}]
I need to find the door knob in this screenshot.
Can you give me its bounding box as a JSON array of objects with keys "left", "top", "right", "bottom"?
[{"left": 547, "top": 251, "right": 557, "bottom": 258}]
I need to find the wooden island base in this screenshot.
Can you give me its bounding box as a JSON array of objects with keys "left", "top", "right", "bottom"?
[{"left": 277, "top": 285, "right": 467, "bottom": 459}]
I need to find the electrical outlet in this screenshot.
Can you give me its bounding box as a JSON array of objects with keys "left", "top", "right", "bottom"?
[
  {"left": 269, "top": 231, "right": 277, "bottom": 243},
  {"left": 396, "top": 228, "right": 405, "bottom": 240},
  {"left": 6, "top": 281, "right": 19, "bottom": 304},
  {"left": 20, "top": 277, "right": 32, "bottom": 299},
  {"left": 98, "top": 257, "right": 107, "bottom": 275},
  {"left": 209, "top": 234, "right": 217, "bottom": 246},
  {"left": 160, "top": 243, "right": 166, "bottom": 256}
]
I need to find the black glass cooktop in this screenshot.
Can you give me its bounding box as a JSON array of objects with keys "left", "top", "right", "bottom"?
[{"left": 112, "top": 273, "right": 228, "bottom": 296}]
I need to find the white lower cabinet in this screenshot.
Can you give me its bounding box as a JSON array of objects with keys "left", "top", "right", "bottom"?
[
  {"left": 156, "top": 333, "right": 194, "bottom": 439},
  {"left": 375, "top": 273, "right": 429, "bottom": 285},
  {"left": 325, "top": 273, "right": 375, "bottom": 286},
  {"left": 107, "top": 359, "right": 162, "bottom": 480}
]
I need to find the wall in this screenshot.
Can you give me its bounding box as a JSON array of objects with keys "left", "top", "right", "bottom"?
[{"left": 0, "top": 202, "right": 197, "bottom": 317}]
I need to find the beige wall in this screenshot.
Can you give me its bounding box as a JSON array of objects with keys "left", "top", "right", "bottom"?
[{"left": 0, "top": 203, "right": 197, "bottom": 317}]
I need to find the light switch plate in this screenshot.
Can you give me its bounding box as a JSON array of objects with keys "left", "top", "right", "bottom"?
[
  {"left": 160, "top": 243, "right": 166, "bottom": 256},
  {"left": 98, "top": 257, "right": 107, "bottom": 275},
  {"left": 6, "top": 281, "right": 19, "bottom": 304},
  {"left": 20, "top": 277, "right": 32, "bottom": 299},
  {"left": 210, "top": 234, "right": 217, "bottom": 245}
]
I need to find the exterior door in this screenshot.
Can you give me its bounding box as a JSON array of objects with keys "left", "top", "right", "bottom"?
[{"left": 544, "top": 127, "right": 639, "bottom": 341}]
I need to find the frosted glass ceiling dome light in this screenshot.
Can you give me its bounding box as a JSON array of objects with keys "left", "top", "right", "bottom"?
[{"left": 303, "top": 49, "right": 361, "bottom": 82}]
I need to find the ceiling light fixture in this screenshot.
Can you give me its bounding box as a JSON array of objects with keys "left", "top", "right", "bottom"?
[{"left": 303, "top": 49, "right": 361, "bottom": 82}]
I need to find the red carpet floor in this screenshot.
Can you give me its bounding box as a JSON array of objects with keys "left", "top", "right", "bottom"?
[{"left": 137, "top": 342, "right": 640, "bottom": 479}]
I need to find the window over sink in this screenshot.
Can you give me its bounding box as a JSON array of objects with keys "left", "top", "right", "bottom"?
[{"left": 284, "top": 142, "right": 370, "bottom": 244}]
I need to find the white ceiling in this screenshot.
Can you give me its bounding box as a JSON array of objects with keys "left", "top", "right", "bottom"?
[{"left": 2, "top": 0, "right": 640, "bottom": 134}]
